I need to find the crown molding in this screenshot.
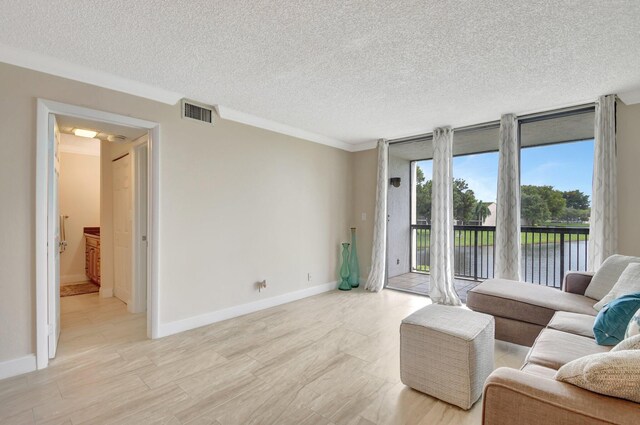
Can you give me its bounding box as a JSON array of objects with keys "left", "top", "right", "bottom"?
[
  {"left": 0, "top": 43, "right": 183, "bottom": 105},
  {"left": 215, "top": 105, "right": 355, "bottom": 151},
  {"left": 349, "top": 140, "right": 378, "bottom": 152},
  {"left": 0, "top": 44, "right": 381, "bottom": 152},
  {"left": 618, "top": 88, "right": 640, "bottom": 105}
]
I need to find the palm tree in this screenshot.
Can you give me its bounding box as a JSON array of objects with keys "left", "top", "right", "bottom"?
[{"left": 474, "top": 201, "right": 491, "bottom": 225}]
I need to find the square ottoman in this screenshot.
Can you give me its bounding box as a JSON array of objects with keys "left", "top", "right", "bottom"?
[{"left": 400, "top": 304, "right": 495, "bottom": 410}]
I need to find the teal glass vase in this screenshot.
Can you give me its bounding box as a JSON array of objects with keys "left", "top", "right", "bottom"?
[
  {"left": 348, "top": 228, "right": 360, "bottom": 287},
  {"left": 338, "top": 243, "right": 352, "bottom": 291}
]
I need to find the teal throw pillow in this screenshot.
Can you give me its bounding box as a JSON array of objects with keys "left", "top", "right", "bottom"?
[{"left": 593, "top": 292, "right": 640, "bottom": 346}]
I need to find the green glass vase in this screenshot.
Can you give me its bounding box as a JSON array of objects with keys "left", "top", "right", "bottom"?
[
  {"left": 338, "top": 243, "right": 352, "bottom": 291},
  {"left": 348, "top": 228, "right": 360, "bottom": 288}
]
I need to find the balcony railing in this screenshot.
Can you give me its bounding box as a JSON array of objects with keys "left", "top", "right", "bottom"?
[{"left": 411, "top": 224, "right": 589, "bottom": 288}]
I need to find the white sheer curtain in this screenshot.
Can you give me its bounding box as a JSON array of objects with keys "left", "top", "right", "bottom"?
[
  {"left": 494, "top": 114, "right": 522, "bottom": 281},
  {"left": 365, "top": 139, "right": 389, "bottom": 292},
  {"left": 589, "top": 95, "right": 617, "bottom": 271},
  {"left": 430, "top": 127, "right": 461, "bottom": 305}
]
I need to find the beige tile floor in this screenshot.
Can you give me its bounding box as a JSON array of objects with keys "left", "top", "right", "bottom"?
[
  {"left": 0, "top": 289, "right": 528, "bottom": 425},
  {"left": 387, "top": 273, "right": 480, "bottom": 304}
]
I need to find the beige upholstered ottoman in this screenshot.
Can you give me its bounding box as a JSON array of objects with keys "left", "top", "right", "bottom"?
[{"left": 400, "top": 304, "right": 495, "bottom": 410}]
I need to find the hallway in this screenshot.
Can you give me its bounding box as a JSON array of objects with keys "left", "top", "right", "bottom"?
[{"left": 57, "top": 293, "right": 146, "bottom": 361}]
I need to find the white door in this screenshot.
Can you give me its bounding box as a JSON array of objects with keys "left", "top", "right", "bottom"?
[
  {"left": 48, "top": 114, "right": 62, "bottom": 358},
  {"left": 132, "top": 142, "right": 148, "bottom": 314},
  {"left": 113, "top": 154, "right": 133, "bottom": 305}
]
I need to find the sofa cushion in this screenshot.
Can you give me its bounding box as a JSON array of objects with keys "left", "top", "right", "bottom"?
[
  {"left": 526, "top": 329, "right": 610, "bottom": 370},
  {"left": 594, "top": 263, "right": 640, "bottom": 311},
  {"left": 547, "top": 312, "right": 595, "bottom": 339},
  {"left": 612, "top": 334, "right": 640, "bottom": 351},
  {"left": 584, "top": 254, "right": 640, "bottom": 301},
  {"left": 520, "top": 363, "right": 557, "bottom": 379},
  {"left": 555, "top": 350, "right": 640, "bottom": 403},
  {"left": 593, "top": 292, "right": 640, "bottom": 345},
  {"left": 467, "top": 279, "right": 597, "bottom": 327},
  {"left": 494, "top": 316, "right": 544, "bottom": 347}
]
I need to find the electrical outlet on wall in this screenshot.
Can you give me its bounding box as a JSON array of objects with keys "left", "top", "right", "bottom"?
[
  {"left": 307, "top": 273, "right": 312, "bottom": 282},
  {"left": 257, "top": 280, "right": 267, "bottom": 292},
  {"left": 396, "top": 258, "right": 400, "bottom": 265}
]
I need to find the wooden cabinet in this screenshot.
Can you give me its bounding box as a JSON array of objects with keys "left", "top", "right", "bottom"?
[{"left": 84, "top": 228, "right": 101, "bottom": 285}]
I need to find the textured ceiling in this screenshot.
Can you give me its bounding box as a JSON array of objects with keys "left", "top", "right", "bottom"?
[{"left": 1, "top": 1, "right": 639, "bottom": 146}]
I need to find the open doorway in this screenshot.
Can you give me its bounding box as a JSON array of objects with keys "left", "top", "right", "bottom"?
[
  {"left": 50, "top": 114, "right": 149, "bottom": 360},
  {"left": 36, "top": 100, "right": 160, "bottom": 369}
]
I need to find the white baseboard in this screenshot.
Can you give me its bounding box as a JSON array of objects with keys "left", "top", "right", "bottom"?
[
  {"left": 0, "top": 354, "right": 36, "bottom": 380},
  {"left": 157, "top": 281, "right": 337, "bottom": 338},
  {"left": 61, "top": 273, "right": 88, "bottom": 284}
]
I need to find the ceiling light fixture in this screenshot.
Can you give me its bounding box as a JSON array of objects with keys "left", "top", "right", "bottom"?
[{"left": 73, "top": 128, "right": 98, "bottom": 138}]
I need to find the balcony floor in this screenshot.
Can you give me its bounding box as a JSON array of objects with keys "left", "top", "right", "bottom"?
[{"left": 387, "top": 272, "right": 481, "bottom": 304}]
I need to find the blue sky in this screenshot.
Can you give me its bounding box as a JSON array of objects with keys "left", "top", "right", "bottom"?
[{"left": 417, "top": 139, "right": 594, "bottom": 204}]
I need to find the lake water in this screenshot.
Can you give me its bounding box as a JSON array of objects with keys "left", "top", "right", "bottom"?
[{"left": 415, "top": 240, "right": 589, "bottom": 287}]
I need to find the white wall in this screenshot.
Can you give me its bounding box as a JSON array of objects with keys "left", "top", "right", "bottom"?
[
  {"left": 387, "top": 152, "right": 411, "bottom": 278},
  {"left": 58, "top": 147, "right": 100, "bottom": 283},
  {"left": 0, "top": 62, "right": 352, "bottom": 365},
  {"left": 617, "top": 101, "right": 640, "bottom": 257}
]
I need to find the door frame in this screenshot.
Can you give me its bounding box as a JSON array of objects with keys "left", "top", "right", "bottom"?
[
  {"left": 36, "top": 99, "right": 161, "bottom": 369},
  {"left": 47, "top": 114, "right": 62, "bottom": 359}
]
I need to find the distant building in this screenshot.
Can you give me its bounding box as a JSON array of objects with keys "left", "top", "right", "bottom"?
[{"left": 482, "top": 202, "right": 497, "bottom": 226}]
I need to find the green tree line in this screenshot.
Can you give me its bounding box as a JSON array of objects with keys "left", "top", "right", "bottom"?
[
  {"left": 416, "top": 167, "right": 491, "bottom": 224},
  {"left": 416, "top": 166, "right": 590, "bottom": 226},
  {"left": 521, "top": 186, "right": 590, "bottom": 225}
]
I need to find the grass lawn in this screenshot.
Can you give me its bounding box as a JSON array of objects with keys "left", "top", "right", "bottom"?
[
  {"left": 415, "top": 225, "right": 588, "bottom": 249},
  {"left": 546, "top": 222, "right": 589, "bottom": 228}
]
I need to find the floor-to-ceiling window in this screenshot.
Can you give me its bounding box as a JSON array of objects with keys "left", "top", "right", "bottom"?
[
  {"left": 519, "top": 108, "right": 595, "bottom": 286},
  {"left": 450, "top": 151, "right": 499, "bottom": 285},
  {"left": 385, "top": 106, "right": 595, "bottom": 298}
]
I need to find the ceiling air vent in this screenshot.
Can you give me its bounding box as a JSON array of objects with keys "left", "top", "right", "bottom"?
[{"left": 181, "top": 99, "right": 215, "bottom": 125}]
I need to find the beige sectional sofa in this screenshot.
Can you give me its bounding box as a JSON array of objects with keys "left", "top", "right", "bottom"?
[
  {"left": 467, "top": 272, "right": 597, "bottom": 346},
  {"left": 467, "top": 272, "right": 639, "bottom": 425}
]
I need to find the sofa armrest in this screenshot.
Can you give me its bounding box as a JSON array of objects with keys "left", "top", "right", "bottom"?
[
  {"left": 483, "top": 368, "right": 639, "bottom": 425},
  {"left": 562, "top": 271, "right": 594, "bottom": 295}
]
